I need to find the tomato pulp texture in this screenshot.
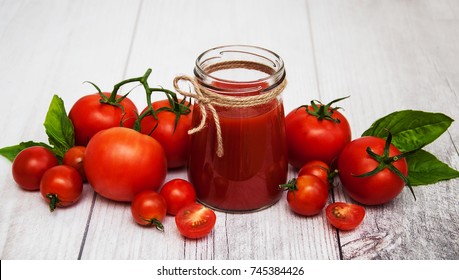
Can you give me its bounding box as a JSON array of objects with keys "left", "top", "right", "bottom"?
[{"left": 188, "top": 83, "right": 288, "bottom": 212}]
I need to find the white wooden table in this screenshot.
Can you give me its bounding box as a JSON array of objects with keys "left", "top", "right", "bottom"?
[{"left": 1, "top": 0, "right": 458, "bottom": 260}]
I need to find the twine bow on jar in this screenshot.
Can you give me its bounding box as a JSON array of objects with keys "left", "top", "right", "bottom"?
[{"left": 173, "top": 74, "right": 287, "bottom": 158}]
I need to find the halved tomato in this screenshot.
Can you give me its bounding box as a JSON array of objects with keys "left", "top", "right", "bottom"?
[
  {"left": 175, "top": 203, "right": 216, "bottom": 239},
  {"left": 325, "top": 202, "right": 365, "bottom": 230}
]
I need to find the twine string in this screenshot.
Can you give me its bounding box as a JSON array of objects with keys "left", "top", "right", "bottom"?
[{"left": 173, "top": 69, "right": 286, "bottom": 158}]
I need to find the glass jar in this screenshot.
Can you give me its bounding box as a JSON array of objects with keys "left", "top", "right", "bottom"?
[{"left": 188, "top": 45, "right": 288, "bottom": 213}]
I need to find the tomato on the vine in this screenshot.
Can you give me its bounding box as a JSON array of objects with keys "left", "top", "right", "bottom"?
[
  {"left": 285, "top": 97, "right": 351, "bottom": 169},
  {"left": 69, "top": 93, "right": 138, "bottom": 146},
  {"left": 69, "top": 70, "right": 153, "bottom": 146},
  {"left": 175, "top": 203, "right": 216, "bottom": 239},
  {"left": 131, "top": 191, "right": 167, "bottom": 231},
  {"left": 326, "top": 202, "right": 365, "bottom": 230},
  {"left": 298, "top": 160, "right": 332, "bottom": 188},
  {"left": 160, "top": 179, "right": 196, "bottom": 215},
  {"left": 63, "top": 146, "right": 86, "bottom": 181},
  {"left": 140, "top": 98, "right": 192, "bottom": 169},
  {"left": 40, "top": 165, "right": 83, "bottom": 212},
  {"left": 84, "top": 127, "right": 167, "bottom": 202},
  {"left": 12, "top": 146, "right": 58, "bottom": 191},
  {"left": 337, "top": 135, "right": 409, "bottom": 205},
  {"left": 280, "top": 175, "right": 329, "bottom": 216}
]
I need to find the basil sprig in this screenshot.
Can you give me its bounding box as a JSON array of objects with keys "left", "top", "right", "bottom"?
[
  {"left": 362, "top": 110, "right": 459, "bottom": 186},
  {"left": 0, "top": 95, "right": 74, "bottom": 162}
]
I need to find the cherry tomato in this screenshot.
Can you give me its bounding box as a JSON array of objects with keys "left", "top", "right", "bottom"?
[
  {"left": 337, "top": 136, "right": 408, "bottom": 205},
  {"left": 12, "top": 146, "right": 59, "bottom": 191},
  {"left": 285, "top": 97, "right": 351, "bottom": 169},
  {"left": 175, "top": 203, "right": 216, "bottom": 239},
  {"left": 326, "top": 202, "right": 365, "bottom": 230},
  {"left": 84, "top": 127, "right": 167, "bottom": 202},
  {"left": 298, "top": 160, "right": 331, "bottom": 188},
  {"left": 140, "top": 99, "right": 192, "bottom": 168},
  {"left": 160, "top": 179, "right": 197, "bottom": 215},
  {"left": 281, "top": 175, "right": 329, "bottom": 216},
  {"left": 131, "top": 191, "right": 167, "bottom": 231},
  {"left": 69, "top": 93, "right": 138, "bottom": 146},
  {"left": 63, "top": 146, "right": 86, "bottom": 181},
  {"left": 40, "top": 165, "right": 83, "bottom": 212}
]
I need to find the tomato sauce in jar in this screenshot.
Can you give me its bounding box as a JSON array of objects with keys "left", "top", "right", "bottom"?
[{"left": 187, "top": 45, "right": 288, "bottom": 212}]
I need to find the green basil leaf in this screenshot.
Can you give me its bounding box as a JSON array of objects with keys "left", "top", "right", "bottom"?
[
  {"left": 406, "top": 149, "right": 459, "bottom": 186},
  {"left": 362, "top": 110, "right": 454, "bottom": 152},
  {"left": 43, "top": 95, "right": 74, "bottom": 158},
  {"left": 0, "top": 141, "right": 52, "bottom": 162}
]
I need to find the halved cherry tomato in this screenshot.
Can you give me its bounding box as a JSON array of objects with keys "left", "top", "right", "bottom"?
[
  {"left": 325, "top": 202, "right": 365, "bottom": 230},
  {"left": 160, "top": 179, "right": 196, "bottom": 216},
  {"left": 131, "top": 191, "right": 167, "bottom": 231},
  {"left": 175, "top": 203, "right": 216, "bottom": 239},
  {"left": 298, "top": 160, "right": 331, "bottom": 188}
]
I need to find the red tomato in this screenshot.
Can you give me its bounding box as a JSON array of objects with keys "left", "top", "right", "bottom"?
[
  {"left": 12, "top": 146, "right": 59, "bottom": 191},
  {"left": 40, "top": 165, "right": 83, "bottom": 212},
  {"left": 281, "top": 175, "right": 329, "bottom": 216},
  {"left": 298, "top": 160, "right": 331, "bottom": 188},
  {"left": 69, "top": 93, "right": 138, "bottom": 146},
  {"left": 140, "top": 99, "right": 192, "bottom": 168},
  {"left": 285, "top": 98, "right": 351, "bottom": 169},
  {"left": 337, "top": 136, "right": 408, "bottom": 205},
  {"left": 131, "top": 191, "right": 167, "bottom": 231},
  {"left": 63, "top": 146, "right": 86, "bottom": 181},
  {"left": 84, "top": 127, "right": 167, "bottom": 202},
  {"left": 326, "top": 202, "right": 365, "bottom": 230},
  {"left": 175, "top": 203, "right": 216, "bottom": 239},
  {"left": 160, "top": 179, "right": 197, "bottom": 215}
]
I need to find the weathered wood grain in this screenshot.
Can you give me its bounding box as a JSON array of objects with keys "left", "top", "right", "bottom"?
[
  {"left": 0, "top": 0, "right": 141, "bottom": 259},
  {"left": 307, "top": 0, "right": 459, "bottom": 259},
  {"left": 0, "top": 0, "right": 457, "bottom": 260},
  {"left": 79, "top": 0, "right": 340, "bottom": 260}
]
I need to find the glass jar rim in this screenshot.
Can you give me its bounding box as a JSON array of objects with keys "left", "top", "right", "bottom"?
[{"left": 194, "top": 45, "right": 285, "bottom": 91}]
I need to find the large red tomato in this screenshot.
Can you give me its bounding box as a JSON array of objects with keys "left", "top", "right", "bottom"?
[
  {"left": 337, "top": 136, "right": 408, "bottom": 205},
  {"left": 84, "top": 127, "right": 167, "bottom": 202},
  {"left": 69, "top": 93, "right": 138, "bottom": 146},
  {"left": 140, "top": 99, "right": 192, "bottom": 168},
  {"left": 285, "top": 97, "right": 351, "bottom": 169}
]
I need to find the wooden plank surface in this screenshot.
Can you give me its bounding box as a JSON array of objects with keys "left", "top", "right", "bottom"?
[
  {"left": 307, "top": 0, "right": 459, "bottom": 259},
  {"left": 0, "top": 0, "right": 458, "bottom": 260}
]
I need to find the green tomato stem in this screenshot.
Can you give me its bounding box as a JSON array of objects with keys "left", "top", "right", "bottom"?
[{"left": 46, "top": 193, "right": 60, "bottom": 212}]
